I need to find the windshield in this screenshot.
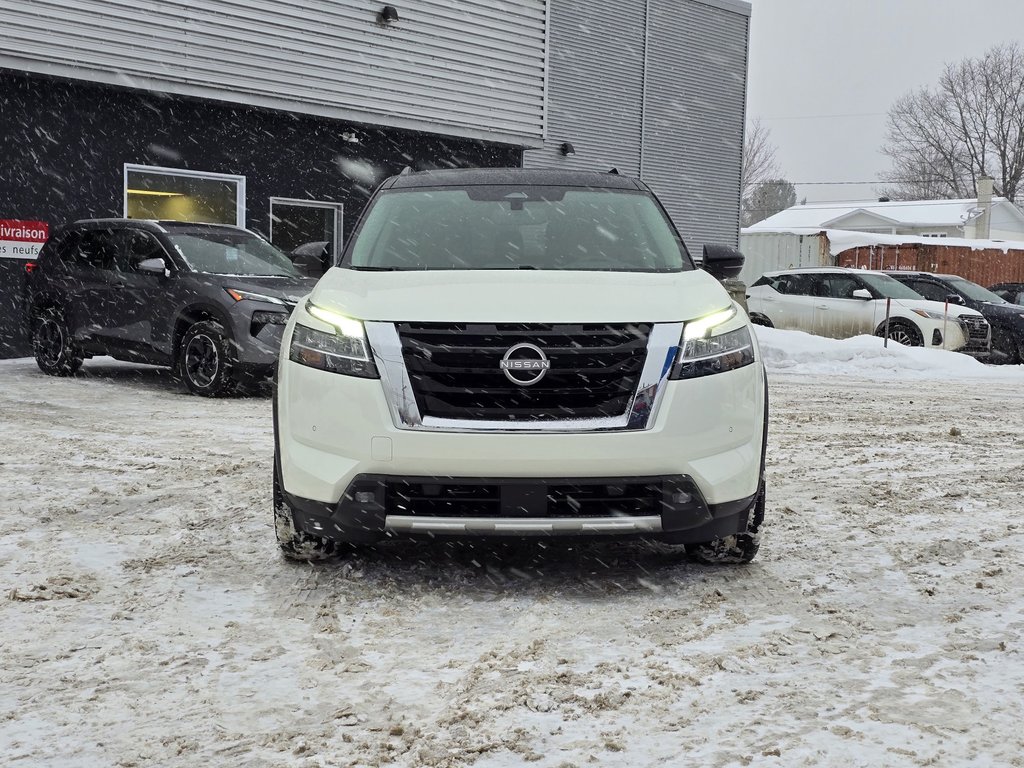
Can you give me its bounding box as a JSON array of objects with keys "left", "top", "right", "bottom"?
[
  {"left": 858, "top": 272, "right": 925, "bottom": 299},
  {"left": 167, "top": 228, "right": 300, "bottom": 277},
  {"left": 345, "top": 186, "right": 692, "bottom": 272},
  {"left": 946, "top": 276, "right": 1006, "bottom": 303}
]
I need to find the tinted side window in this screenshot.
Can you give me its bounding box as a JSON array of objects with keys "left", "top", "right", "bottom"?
[
  {"left": 119, "top": 230, "right": 166, "bottom": 272},
  {"left": 822, "top": 276, "right": 863, "bottom": 299},
  {"left": 72, "top": 230, "right": 118, "bottom": 270},
  {"left": 773, "top": 274, "right": 815, "bottom": 296},
  {"left": 905, "top": 280, "right": 947, "bottom": 302}
]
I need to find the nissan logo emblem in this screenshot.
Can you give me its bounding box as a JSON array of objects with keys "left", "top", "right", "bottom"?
[{"left": 499, "top": 342, "right": 551, "bottom": 386}]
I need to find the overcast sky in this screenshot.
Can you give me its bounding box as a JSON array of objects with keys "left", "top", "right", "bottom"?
[{"left": 745, "top": 0, "right": 1024, "bottom": 204}]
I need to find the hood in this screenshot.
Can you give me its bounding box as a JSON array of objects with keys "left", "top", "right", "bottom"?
[
  {"left": 979, "top": 301, "right": 1024, "bottom": 325},
  {"left": 217, "top": 275, "right": 318, "bottom": 304},
  {"left": 310, "top": 268, "right": 733, "bottom": 323},
  {"left": 892, "top": 298, "right": 984, "bottom": 318}
]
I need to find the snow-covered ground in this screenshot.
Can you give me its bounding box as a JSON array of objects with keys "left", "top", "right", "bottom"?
[{"left": 2, "top": 334, "right": 1023, "bottom": 767}]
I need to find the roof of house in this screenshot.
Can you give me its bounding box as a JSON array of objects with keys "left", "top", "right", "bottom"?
[{"left": 746, "top": 197, "right": 1015, "bottom": 230}]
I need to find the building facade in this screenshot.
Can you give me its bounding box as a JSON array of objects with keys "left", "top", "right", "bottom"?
[{"left": 0, "top": 0, "right": 750, "bottom": 357}]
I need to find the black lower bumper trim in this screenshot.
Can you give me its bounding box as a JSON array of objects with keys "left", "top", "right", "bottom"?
[{"left": 284, "top": 473, "right": 757, "bottom": 545}]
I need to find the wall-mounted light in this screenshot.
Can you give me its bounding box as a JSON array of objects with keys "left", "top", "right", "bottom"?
[
  {"left": 127, "top": 189, "right": 185, "bottom": 197},
  {"left": 560, "top": 142, "right": 576, "bottom": 157},
  {"left": 379, "top": 5, "right": 399, "bottom": 23},
  {"left": 341, "top": 131, "right": 361, "bottom": 144}
]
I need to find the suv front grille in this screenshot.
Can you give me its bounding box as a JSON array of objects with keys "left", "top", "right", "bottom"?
[
  {"left": 387, "top": 479, "right": 664, "bottom": 518},
  {"left": 960, "top": 315, "right": 989, "bottom": 342},
  {"left": 395, "top": 323, "right": 651, "bottom": 421}
]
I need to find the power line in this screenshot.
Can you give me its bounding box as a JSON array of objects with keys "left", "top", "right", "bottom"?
[{"left": 758, "top": 111, "right": 888, "bottom": 122}]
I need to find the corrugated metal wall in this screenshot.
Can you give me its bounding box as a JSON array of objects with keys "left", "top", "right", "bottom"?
[
  {"left": 643, "top": 0, "right": 748, "bottom": 256},
  {"left": 0, "top": 0, "right": 546, "bottom": 145},
  {"left": 524, "top": 0, "right": 750, "bottom": 257},
  {"left": 738, "top": 231, "right": 832, "bottom": 285},
  {"left": 527, "top": 0, "right": 647, "bottom": 174}
]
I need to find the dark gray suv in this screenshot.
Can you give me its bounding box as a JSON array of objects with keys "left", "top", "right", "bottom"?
[{"left": 27, "top": 219, "right": 316, "bottom": 395}]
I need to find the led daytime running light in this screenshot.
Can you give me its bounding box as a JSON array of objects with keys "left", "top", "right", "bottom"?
[
  {"left": 307, "top": 302, "right": 365, "bottom": 338},
  {"left": 683, "top": 306, "right": 737, "bottom": 340}
]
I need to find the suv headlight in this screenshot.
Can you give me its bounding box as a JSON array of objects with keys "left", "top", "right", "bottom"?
[
  {"left": 288, "top": 302, "right": 379, "bottom": 378},
  {"left": 670, "top": 307, "right": 755, "bottom": 380},
  {"left": 910, "top": 308, "right": 948, "bottom": 320}
]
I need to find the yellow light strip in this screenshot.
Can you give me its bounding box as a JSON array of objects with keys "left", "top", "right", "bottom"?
[{"left": 127, "top": 189, "right": 185, "bottom": 197}]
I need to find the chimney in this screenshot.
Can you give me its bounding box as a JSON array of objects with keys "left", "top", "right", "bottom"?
[{"left": 976, "top": 175, "right": 994, "bottom": 239}]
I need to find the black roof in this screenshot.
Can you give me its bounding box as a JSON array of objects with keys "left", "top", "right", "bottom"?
[
  {"left": 69, "top": 218, "right": 246, "bottom": 233},
  {"left": 385, "top": 167, "right": 641, "bottom": 190}
]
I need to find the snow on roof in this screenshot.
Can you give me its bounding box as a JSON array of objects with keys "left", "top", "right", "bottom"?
[
  {"left": 746, "top": 197, "right": 1011, "bottom": 230},
  {"left": 741, "top": 226, "right": 1024, "bottom": 256}
]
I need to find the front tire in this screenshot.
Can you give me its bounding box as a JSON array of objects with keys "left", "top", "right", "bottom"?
[
  {"left": 685, "top": 481, "right": 765, "bottom": 565},
  {"left": 179, "top": 320, "right": 238, "bottom": 397},
  {"left": 876, "top": 319, "right": 923, "bottom": 347},
  {"left": 33, "top": 307, "right": 82, "bottom": 376},
  {"left": 273, "top": 464, "right": 338, "bottom": 562}
]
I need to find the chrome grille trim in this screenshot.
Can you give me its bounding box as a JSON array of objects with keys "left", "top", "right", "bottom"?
[
  {"left": 384, "top": 515, "right": 663, "bottom": 534},
  {"left": 366, "top": 321, "right": 683, "bottom": 433}
]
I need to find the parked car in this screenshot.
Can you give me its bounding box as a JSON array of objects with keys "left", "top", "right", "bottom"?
[
  {"left": 885, "top": 272, "right": 1024, "bottom": 363},
  {"left": 289, "top": 240, "right": 332, "bottom": 277},
  {"left": 989, "top": 282, "right": 1024, "bottom": 307},
  {"left": 746, "top": 267, "right": 990, "bottom": 354},
  {"left": 274, "top": 168, "right": 768, "bottom": 564},
  {"left": 27, "top": 219, "right": 317, "bottom": 395}
]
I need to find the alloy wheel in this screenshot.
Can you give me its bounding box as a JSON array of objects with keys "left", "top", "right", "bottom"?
[{"left": 184, "top": 334, "right": 220, "bottom": 388}]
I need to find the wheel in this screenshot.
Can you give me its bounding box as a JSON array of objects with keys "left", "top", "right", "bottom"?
[
  {"left": 749, "top": 313, "right": 774, "bottom": 328},
  {"left": 685, "top": 481, "right": 765, "bottom": 565},
  {"left": 178, "top": 320, "right": 238, "bottom": 396},
  {"left": 876, "top": 319, "right": 923, "bottom": 347},
  {"left": 273, "top": 462, "right": 338, "bottom": 562},
  {"left": 33, "top": 307, "right": 82, "bottom": 376}
]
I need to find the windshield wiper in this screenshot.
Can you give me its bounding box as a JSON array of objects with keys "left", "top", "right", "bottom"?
[
  {"left": 349, "top": 265, "right": 403, "bottom": 271},
  {"left": 477, "top": 265, "right": 539, "bottom": 270}
]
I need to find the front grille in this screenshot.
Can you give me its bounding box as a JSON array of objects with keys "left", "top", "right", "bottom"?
[
  {"left": 396, "top": 323, "right": 650, "bottom": 421},
  {"left": 387, "top": 479, "right": 664, "bottom": 518},
  {"left": 960, "top": 316, "right": 989, "bottom": 342}
]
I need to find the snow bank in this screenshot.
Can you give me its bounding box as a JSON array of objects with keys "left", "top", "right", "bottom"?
[{"left": 755, "top": 325, "right": 1024, "bottom": 379}]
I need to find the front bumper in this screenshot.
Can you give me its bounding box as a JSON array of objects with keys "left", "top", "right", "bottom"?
[
  {"left": 279, "top": 358, "right": 764, "bottom": 497},
  {"left": 284, "top": 473, "right": 758, "bottom": 545}
]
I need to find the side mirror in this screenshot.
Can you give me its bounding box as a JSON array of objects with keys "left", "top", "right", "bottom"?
[
  {"left": 946, "top": 293, "right": 965, "bottom": 305},
  {"left": 137, "top": 257, "right": 169, "bottom": 277},
  {"left": 851, "top": 288, "right": 873, "bottom": 300},
  {"left": 702, "top": 244, "right": 744, "bottom": 280}
]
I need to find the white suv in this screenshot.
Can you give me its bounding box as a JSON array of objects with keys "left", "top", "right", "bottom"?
[
  {"left": 746, "top": 268, "right": 990, "bottom": 354},
  {"left": 274, "top": 169, "right": 768, "bottom": 564}
]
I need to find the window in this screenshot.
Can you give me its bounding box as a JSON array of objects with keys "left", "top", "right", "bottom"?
[
  {"left": 770, "top": 273, "right": 815, "bottom": 295},
  {"left": 72, "top": 230, "right": 118, "bottom": 270},
  {"left": 347, "top": 187, "right": 691, "bottom": 272},
  {"left": 819, "top": 275, "right": 862, "bottom": 299},
  {"left": 905, "top": 280, "right": 948, "bottom": 302},
  {"left": 118, "top": 230, "right": 166, "bottom": 272},
  {"left": 921, "top": 232, "right": 948, "bottom": 238},
  {"left": 124, "top": 164, "right": 246, "bottom": 227}
]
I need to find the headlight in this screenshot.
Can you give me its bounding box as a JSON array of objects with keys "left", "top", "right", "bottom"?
[
  {"left": 910, "top": 308, "right": 949, "bottom": 320},
  {"left": 225, "top": 288, "right": 287, "bottom": 305},
  {"left": 670, "top": 308, "right": 755, "bottom": 380},
  {"left": 288, "top": 302, "right": 378, "bottom": 378}
]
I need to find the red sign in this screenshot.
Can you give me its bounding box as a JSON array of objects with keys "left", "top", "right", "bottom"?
[
  {"left": 0, "top": 219, "right": 49, "bottom": 259},
  {"left": 0, "top": 220, "right": 49, "bottom": 242}
]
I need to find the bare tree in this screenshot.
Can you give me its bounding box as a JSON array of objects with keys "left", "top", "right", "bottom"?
[
  {"left": 742, "top": 118, "right": 779, "bottom": 204},
  {"left": 880, "top": 42, "right": 1024, "bottom": 203}
]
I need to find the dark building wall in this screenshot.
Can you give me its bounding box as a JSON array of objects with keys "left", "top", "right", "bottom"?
[{"left": 0, "top": 72, "right": 522, "bottom": 357}]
